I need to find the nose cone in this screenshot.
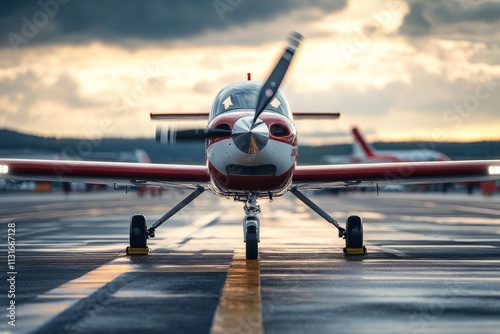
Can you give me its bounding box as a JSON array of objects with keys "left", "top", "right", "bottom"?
[{"left": 232, "top": 116, "right": 269, "bottom": 154}]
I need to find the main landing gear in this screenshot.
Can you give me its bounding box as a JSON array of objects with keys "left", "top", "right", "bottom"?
[
  {"left": 126, "top": 186, "right": 206, "bottom": 255},
  {"left": 126, "top": 214, "right": 149, "bottom": 255},
  {"left": 290, "top": 188, "right": 367, "bottom": 256},
  {"left": 344, "top": 215, "right": 367, "bottom": 255}
]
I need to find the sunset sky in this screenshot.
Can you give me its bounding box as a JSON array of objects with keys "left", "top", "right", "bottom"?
[{"left": 1, "top": 0, "right": 499, "bottom": 144}]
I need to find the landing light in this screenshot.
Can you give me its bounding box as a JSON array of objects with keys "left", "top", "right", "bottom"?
[
  {"left": 0, "top": 165, "right": 8, "bottom": 174},
  {"left": 489, "top": 166, "right": 500, "bottom": 175}
]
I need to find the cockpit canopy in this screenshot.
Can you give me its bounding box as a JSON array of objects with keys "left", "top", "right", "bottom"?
[{"left": 210, "top": 81, "right": 292, "bottom": 120}]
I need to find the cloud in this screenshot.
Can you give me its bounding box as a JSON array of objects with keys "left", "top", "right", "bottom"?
[
  {"left": 398, "top": 1, "right": 500, "bottom": 68},
  {"left": 398, "top": 2, "right": 431, "bottom": 36},
  {"left": 0, "top": 70, "right": 106, "bottom": 135},
  {"left": 1, "top": 0, "right": 499, "bottom": 143},
  {"left": 0, "top": 70, "right": 101, "bottom": 109},
  {"left": 285, "top": 56, "right": 500, "bottom": 143},
  {"left": 0, "top": 0, "right": 346, "bottom": 49},
  {"left": 399, "top": 1, "right": 500, "bottom": 37}
]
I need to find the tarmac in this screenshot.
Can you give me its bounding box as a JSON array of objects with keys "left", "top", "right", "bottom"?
[{"left": 0, "top": 189, "right": 499, "bottom": 334}]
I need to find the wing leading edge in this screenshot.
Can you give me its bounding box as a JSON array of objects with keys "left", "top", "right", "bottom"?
[
  {"left": 0, "top": 159, "right": 209, "bottom": 190},
  {"left": 293, "top": 160, "right": 500, "bottom": 189}
]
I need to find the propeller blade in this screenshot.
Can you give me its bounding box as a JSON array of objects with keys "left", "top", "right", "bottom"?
[
  {"left": 156, "top": 127, "right": 231, "bottom": 144},
  {"left": 253, "top": 31, "right": 302, "bottom": 123}
]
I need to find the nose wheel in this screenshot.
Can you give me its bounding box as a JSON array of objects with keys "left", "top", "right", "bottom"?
[
  {"left": 242, "top": 193, "right": 261, "bottom": 260},
  {"left": 245, "top": 225, "right": 259, "bottom": 260}
]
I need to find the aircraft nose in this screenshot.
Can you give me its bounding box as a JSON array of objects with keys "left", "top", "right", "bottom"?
[{"left": 232, "top": 116, "right": 269, "bottom": 154}]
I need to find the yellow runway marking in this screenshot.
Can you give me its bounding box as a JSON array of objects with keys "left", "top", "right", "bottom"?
[{"left": 210, "top": 251, "right": 263, "bottom": 334}]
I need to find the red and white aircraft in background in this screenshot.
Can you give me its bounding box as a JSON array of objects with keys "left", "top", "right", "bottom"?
[
  {"left": 1, "top": 32, "right": 500, "bottom": 259},
  {"left": 324, "top": 127, "right": 450, "bottom": 164}
]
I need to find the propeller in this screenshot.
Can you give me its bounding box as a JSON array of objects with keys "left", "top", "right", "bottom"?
[
  {"left": 253, "top": 31, "right": 302, "bottom": 123},
  {"left": 155, "top": 32, "right": 302, "bottom": 147},
  {"left": 156, "top": 126, "right": 231, "bottom": 144}
]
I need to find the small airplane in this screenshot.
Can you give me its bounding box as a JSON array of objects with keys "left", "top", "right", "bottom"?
[
  {"left": 324, "top": 127, "right": 450, "bottom": 164},
  {"left": 1, "top": 32, "right": 500, "bottom": 259}
]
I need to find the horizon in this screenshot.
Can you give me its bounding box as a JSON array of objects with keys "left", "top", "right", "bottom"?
[{"left": 1, "top": 1, "right": 500, "bottom": 144}]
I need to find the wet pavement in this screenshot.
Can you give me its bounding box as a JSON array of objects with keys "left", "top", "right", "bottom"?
[{"left": 0, "top": 190, "right": 499, "bottom": 333}]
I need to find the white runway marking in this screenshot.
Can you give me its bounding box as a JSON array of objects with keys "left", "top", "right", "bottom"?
[
  {"left": 17, "top": 257, "right": 135, "bottom": 334},
  {"left": 16, "top": 212, "right": 225, "bottom": 333}
]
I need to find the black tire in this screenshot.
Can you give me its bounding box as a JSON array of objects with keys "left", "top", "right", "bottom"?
[
  {"left": 345, "top": 215, "right": 363, "bottom": 249},
  {"left": 130, "top": 214, "right": 147, "bottom": 248},
  {"left": 246, "top": 226, "right": 258, "bottom": 260}
]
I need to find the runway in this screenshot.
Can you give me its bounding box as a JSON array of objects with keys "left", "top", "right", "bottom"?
[{"left": 1, "top": 190, "right": 499, "bottom": 334}]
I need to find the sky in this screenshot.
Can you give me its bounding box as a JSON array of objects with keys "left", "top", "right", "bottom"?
[{"left": 0, "top": 0, "right": 499, "bottom": 144}]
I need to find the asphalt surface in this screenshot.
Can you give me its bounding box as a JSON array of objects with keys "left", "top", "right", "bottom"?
[{"left": 0, "top": 189, "right": 499, "bottom": 334}]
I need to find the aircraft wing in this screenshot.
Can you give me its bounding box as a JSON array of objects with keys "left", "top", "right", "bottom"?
[
  {"left": 293, "top": 160, "right": 500, "bottom": 189},
  {"left": 0, "top": 159, "right": 209, "bottom": 190}
]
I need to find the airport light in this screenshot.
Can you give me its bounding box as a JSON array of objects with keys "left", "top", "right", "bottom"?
[
  {"left": 489, "top": 166, "right": 500, "bottom": 175},
  {"left": 0, "top": 165, "right": 8, "bottom": 174}
]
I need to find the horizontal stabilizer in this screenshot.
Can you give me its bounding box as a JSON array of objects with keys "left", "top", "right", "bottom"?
[
  {"left": 156, "top": 126, "right": 231, "bottom": 144},
  {"left": 150, "top": 113, "right": 209, "bottom": 120},
  {"left": 293, "top": 112, "right": 340, "bottom": 120}
]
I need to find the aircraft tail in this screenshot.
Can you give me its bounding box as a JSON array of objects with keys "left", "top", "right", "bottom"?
[{"left": 352, "top": 127, "right": 376, "bottom": 158}]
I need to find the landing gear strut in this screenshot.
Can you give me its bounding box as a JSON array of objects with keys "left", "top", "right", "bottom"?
[
  {"left": 243, "top": 193, "right": 260, "bottom": 260},
  {"left": 126, "top": 186, "right": 205, "bottom": 255},
  {"left": 290, "top": 188, "right": 366, "bottom": 256}
]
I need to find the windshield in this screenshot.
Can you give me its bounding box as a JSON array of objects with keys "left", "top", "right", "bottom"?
[{"left": 210, "top": 82, "right": 292, "bottom": 120}]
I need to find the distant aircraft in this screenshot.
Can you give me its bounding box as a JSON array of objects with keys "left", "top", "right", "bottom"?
[
  {"left": 1, "top": 32, "right": 500, "bottom": 259},
  {"left": 324, "top": 127, "right": 450, "bottom": 164}
]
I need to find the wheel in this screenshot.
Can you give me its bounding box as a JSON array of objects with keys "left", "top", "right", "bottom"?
[
  {"left": 246, "top": 225, "right": 258, "bottom": 260},
  {"left": 344, "top": 215, "right": 366, "bottom": 255},
  {"left": 130, "top": 214, "right": 147, "bottom": 249},
  {"left": 345, "top": 215, "right": 363, "bottom": 248}
]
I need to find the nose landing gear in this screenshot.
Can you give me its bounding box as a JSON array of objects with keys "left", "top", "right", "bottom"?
[{"left": 243, "top": 194, "right": 261, "bottom": 260}]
